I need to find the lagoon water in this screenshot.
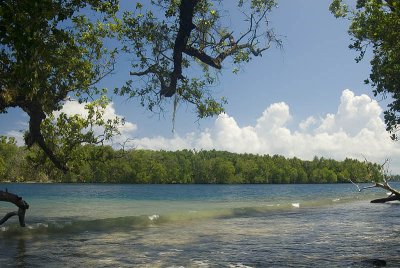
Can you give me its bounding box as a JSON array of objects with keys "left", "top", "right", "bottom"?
[{"left": 0, "top": 183, "right": 400, "bottom": 267}]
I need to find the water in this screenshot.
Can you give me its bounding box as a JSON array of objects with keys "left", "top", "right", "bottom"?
[{"left": 0, "top": 183, "right": 399, "bottom": 267}]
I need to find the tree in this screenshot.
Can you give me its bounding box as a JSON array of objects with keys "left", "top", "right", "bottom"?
[
  {"left": 1, "top": 0, "right": 279, "bottom": 226},
  {"left": 0, "top": 189, "right": 29, "bottom": 227},
  {"left": 0, "top": 0, "right": 122, "bottom": 223},
  {"left": 0, "top": 136, "right": 21, "bottom": 180},
  {"left": 192, "top": 152, "right": 213, "bottom": 183},
  {"left": 212, "top": 157, "right": 235, "bottom": 184},
  {"left": 349, "top": 159, "right": 400, "bottom": 203},
  {"left": 330, "top": 0, "right": 400, "bottom": 140},
  {"left": 235, "top": 158, "right": 259, "bottom": 183},
  {"left": 1, "top": 0, "right": 280, "bottom": 171},
  {"left": 0, "top": 0, "right": 123, "bottom": 171},
  {"left": 117, "top": 0, "right": 280, "bottom": 118}
]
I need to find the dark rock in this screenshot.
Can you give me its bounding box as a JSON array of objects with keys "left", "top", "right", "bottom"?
[{"left": 358, "top": 258, "right": 387, "bottom": 267}]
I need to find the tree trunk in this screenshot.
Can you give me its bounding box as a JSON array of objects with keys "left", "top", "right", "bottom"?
[
  {"left": 370, "top": 182, "right": 400, "bottom": 203},
  {"left": 0, "top": 190, "right": 29, "bottom": 227},
  {"left": 371, "top": 195, "right": 400, "bottom": 203}
]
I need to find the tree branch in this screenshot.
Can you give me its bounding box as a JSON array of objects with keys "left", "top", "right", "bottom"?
[
  {"left": 160, "top": 0, "right": 198, "bottom": 97},
  {"left": 128, "top": 0, "right": 276, "bottom": 101},
  {"left": 0, "top": 190, "right": 29, "bottom": 227},
  {"left": 350, "top": 158, "right": 400, "bottom": 203},
  {"left": 23, "top": 101, "right": 68, "bottom": 172},
  {"left": 185, "top": 10, "right": 272, "bottom": 69},
  {"left": 371, "top": 195, "right": 399, "bottom": 203},
  {"left": 385, "top": 0, "right": 396, "bottom": 12},
  {"left": 183, "top": 46, "right": 222, "bottom": 69}
]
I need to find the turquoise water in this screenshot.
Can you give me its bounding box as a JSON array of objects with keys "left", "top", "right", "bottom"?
[{"left": 0, "top": 183, "right": 399, "bottom": 267}]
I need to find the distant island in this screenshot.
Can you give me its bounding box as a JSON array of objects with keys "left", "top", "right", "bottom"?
[{"left": 0, "top": 139, "right": 388, "bottom": 184}]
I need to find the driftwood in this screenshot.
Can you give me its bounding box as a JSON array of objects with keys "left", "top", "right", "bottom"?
[
  {"left": 0, "top": 189, "right": 29, "bottom": 227},
  {"left": 351, "top": 158, "right": 400, "bottom": 203},
  {"left": 351, "top": 179, "right": 400, "bottom": 203}
]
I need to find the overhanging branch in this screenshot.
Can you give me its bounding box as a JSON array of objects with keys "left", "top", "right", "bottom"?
[
  {"left": 161, "top": 0, "right": 199, "bottom": 97},
  {"left": 23, "top": 101, "right": 68, "bottom": 172},
  {"left": 128, "top": 0, "right": 276, "bottom": 101},
  {"left": 183, "top": 46, "right": 222, "bottom": 69}
]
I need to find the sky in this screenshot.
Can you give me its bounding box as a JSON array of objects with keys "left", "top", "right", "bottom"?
[{"left": 2, "top": 0, "right": 400, "bottom": 173}]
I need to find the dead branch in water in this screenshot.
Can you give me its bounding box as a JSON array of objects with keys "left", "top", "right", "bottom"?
[
  {"left": 0, "top": 189, "right": 29, "bottom": 227},
  {"left": 350, "top": 158, "right": 400, "bottom": 203}
]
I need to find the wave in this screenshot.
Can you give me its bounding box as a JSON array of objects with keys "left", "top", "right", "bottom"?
[
  {"left": 0, "top": 196, "right": 368, "bottom": 237},
  {"left": 0, "top": 214, "right": 166, "bottom": 237},
  {"left": 291, "top": 203, "right": 300, "bottom": 208},
  {"left": 0, "top": 207, "right": 274, "bottom": 237}
]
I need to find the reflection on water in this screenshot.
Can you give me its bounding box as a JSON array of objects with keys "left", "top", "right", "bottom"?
[
  {"left": 0, "top": 238, "right": 26, "bottom": 268},
  {"left": 16, "top": 239, "right": 26, "bottom": 268},
  {"left": 1, "top": 184, "right": 400, "bottom": 267}
]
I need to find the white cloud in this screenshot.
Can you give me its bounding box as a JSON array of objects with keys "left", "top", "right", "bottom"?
[
  {"left": 3, "top": 101, "right": 137, "bottom": 147},
  {"left": 299, "top": 116, "right": 317, "bottom": 131},
  {"left": 256, "top": 102, "right": 291, "bottom": 130},
  {"left": 5, "top": 89, "right": 400, "bottom": 173},
  {"left": 5, "top": 130, "right": 25, "bottom": 146},
  {"left": 131, "top": 89, "right": 400, "bottom": 173},
  {"left": 56, "top": 100, "right": 137, "bottom": 146},
  {"left": 316, "top": 89, "right": 384, "bottom": 136}
]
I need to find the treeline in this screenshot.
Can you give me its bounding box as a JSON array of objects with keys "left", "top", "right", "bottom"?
[{"left": 0, "top": 136, "right": 385, "bottom": 184}]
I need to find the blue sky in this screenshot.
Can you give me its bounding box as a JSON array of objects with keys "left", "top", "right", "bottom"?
[{"left": 2, "top": 0, "right": 400, "bottom": 172}]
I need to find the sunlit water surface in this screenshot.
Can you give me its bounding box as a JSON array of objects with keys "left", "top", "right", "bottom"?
[{"left": 0, "top": 183, "right": 399, "bottom": 267}]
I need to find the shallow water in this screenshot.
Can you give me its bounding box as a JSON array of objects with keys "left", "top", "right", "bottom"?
[{"left": 0, "top": 183, "right": 399, "bottom": 267}]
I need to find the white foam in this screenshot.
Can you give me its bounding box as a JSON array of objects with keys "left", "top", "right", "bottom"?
[
  {"left": 229, "top": 263, "right": 254, "bottom": 268},
  {"left": 37, "top": 223, "right": 49, "bottom": 228},
  {"left": 148, "top": 214, "right": 159, "bottom": 221},
  {"left": 192, "top": 260, "right": 210, "bottom": 267},
  {"left": 292, "top": 203, "right": 300, "bottom": 208},
  {"left": 28, "top": 223, "right": 49, "bottom": 229}
]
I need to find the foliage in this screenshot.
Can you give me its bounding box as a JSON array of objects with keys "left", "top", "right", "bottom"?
[
  {"left": 0, "top": 136, "right": 35, "bottom": 181},
  {"left": 1, "top": 0, "right": 280, "bottom": 171},
  {"left": 330, "top": 0, "right": 400, "bottom": 139},
  {"left": 116, "top": 0, "right": 280, "bottom": 118},
  {"left": 38, "top": 96, "right": 124, "bottom": 169},
  {"left": 0, "top": 0, "right": 122, "bottom": 171},
  {"left": 0, "top": 143, "right": 383, "bottom": 184}
]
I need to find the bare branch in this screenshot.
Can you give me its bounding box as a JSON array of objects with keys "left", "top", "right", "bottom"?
[
  {"left": 350, "top": 157, "right": 400, "bottom": 203},
  {"left": 129, "top": 64, "right": 159, "bottom": 76},
  {"left": 183, "top": 46, "right": 222, "bottom": 69},
  {"left": 0, "top": 190, "right": 29, "bottom": 227},
  {"left": 349, "top": 178, "right": 376, "bottom": 192}
]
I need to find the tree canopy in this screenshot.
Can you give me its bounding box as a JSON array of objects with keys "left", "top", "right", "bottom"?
[
  {"left": 117, "top": 0, "right": 280, "bottom": 117},
  {"left": 0, "top": 0, "right": 121, "bottom": 171},
  {"left": 0, "top": 0, "right": 279, "bottom": 170},
  {"left": 0, "top": 138, "right": 384, "bottom": 184},
  {"left": 330, "top": 0, "right": 400, "bottom": 140}
]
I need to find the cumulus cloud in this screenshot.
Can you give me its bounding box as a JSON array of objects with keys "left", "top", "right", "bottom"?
[
  {"left": 56, "top": 100, "right": 137, "bottom": 146},
  {"left": 5, "top": 89, "right": 400, "bottom": 172},
  {"left": 4, "top": 100, "right": 137, "bottom": 147},
  {"left": 5, "top": 130, "right": 25, "bottom": 146},
  {"left": 316, "top": 90, "right": 383, "bottom": 136},
  {"left": 132, "top": 89, "right": 400, "bottom": 172}
]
